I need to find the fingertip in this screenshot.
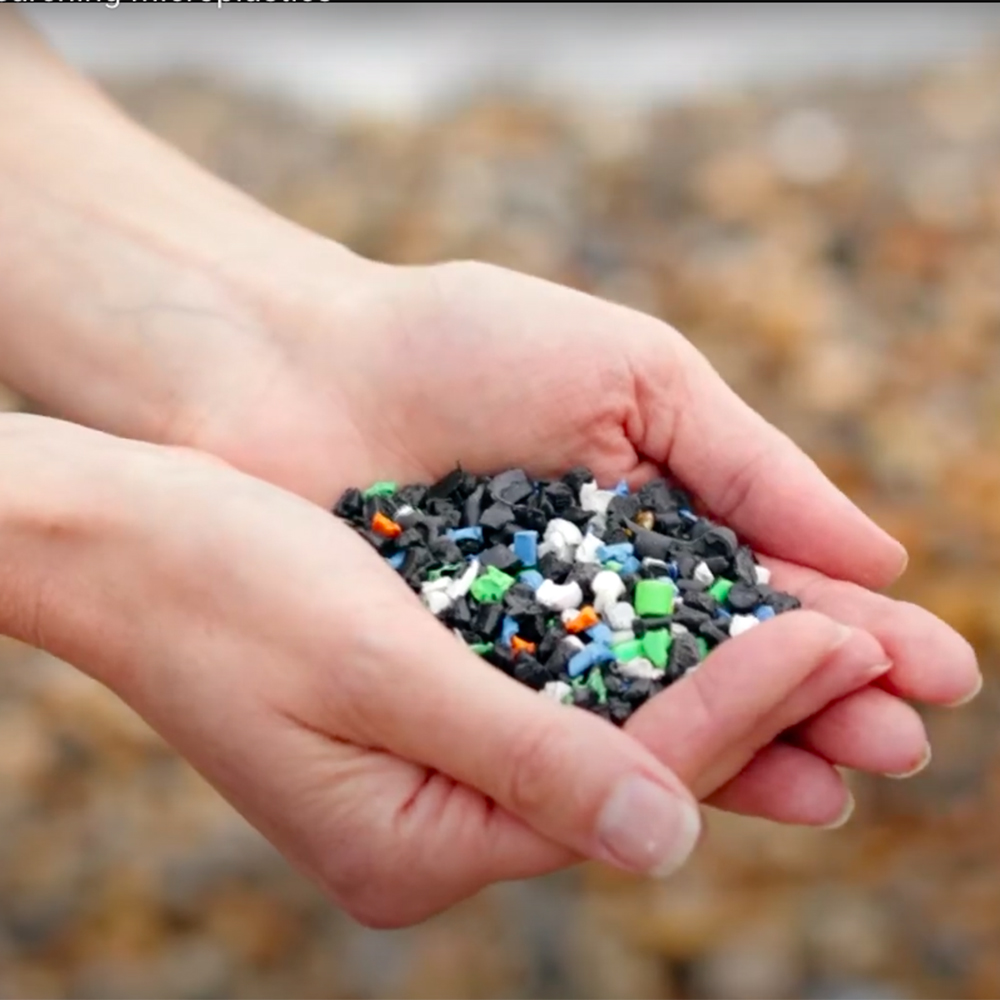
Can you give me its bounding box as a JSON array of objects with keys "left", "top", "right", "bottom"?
[
  {"left": 819, "top": 790, "right": 856, "bottom": 830},
  {"left": 946, "top": 671, "right": 983, "bottom": 708}
]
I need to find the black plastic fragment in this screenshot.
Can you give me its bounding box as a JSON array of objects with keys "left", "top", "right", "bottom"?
[{"left": 668, "top": 633, "right": 702, "bottom": 679}]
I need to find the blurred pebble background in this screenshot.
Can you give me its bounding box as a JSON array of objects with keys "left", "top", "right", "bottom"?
[{"left": 4, "top": 4, "right": 1000, "bottom": 998}]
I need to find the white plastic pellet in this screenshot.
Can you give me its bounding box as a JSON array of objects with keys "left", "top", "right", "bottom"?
[
  {"left": 561, "top": 608, "right": 579, "bottom": 626},
  {"left": 617, "top": 657, "right": 665, "bottom": 681},
  {"left": 537, "top": 579, "right": 584, "bottom": 612},
  {"left": 544, "top": 518, "right": 583, "bottom": 547},
  {"left": 575, "top": 532, "right": 604, "bottom": 564},
  {"left": 605, "top": 601, "right": 637, "bottom": 631},
  {"left": 670, "top": 623, "right": 690, "bottom": 637},
  {"left": 540, "top": 518, "right": 584, "bottom": 561},
  {"left": 447, "top": 559, "right": 479, "bottom": 601},
  {"left": 755, "top": 565, "right": 772, "bottom": 586},
  {"left": 540, "top": 680, "right": 573, "bottom": 703},
  {"left": 421, "top": 577, "right": 453, "bottom": 596},
  {"left": 610, "top": 629, "right": 636, "bottom": 646},
  {"left": 642, "top": 557, "right": 671, "bottom": 572},
  {"left": 424, "top": 590, "right": 453, "bottom": 616},
  {"left": 588, "top": 513, "right": 608, "bottom": 538},
  {"left": 592, "top": 570, "right": 626, "bottom": 613},
  {"left": 729, "top": 614, "right": 761, "bottom": 637},
  {"left": 693, "top": 561, "right": 714, "bottom": 585},
  {"left": 563, "top": 636, "right": 586, "bottom": 653},
  {"left": 394, "top": 504, "right": 415, "bottom": 520},
  {"left": 579, "top": 481, "right": 616, "bottom": 514}
]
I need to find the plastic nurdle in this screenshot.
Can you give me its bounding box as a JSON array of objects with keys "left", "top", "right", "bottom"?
[
  {"left": 642, "top": 629, "right": 671, "bottom": 668},
  {"left": 635, "top": 578, "right": 676, "bottom": 617},
  {"left": 709, "top": 578, "right": 735, "bottom": 603},
  {"left": 363, "top": 481, "right": 398, "bottom": 498}
]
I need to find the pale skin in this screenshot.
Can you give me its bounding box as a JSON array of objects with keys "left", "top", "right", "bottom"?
[{"left": 0, "top": 13, "right": 981, "bottom": 927}]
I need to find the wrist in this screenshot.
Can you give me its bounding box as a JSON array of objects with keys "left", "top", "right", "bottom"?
[
  {"left": 0, "top": 26, "right": 368, "bottom": 448},
  {"left": 0, "top": 416, "right": 130, "bottom": 661}
]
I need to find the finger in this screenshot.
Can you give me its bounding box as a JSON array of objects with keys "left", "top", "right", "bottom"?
[
  {"left": 791, "top": 686, "right": 930, "bottom": 777},
  {"left": 323, "top": 552, "right": 705, "bottom": 881},
  {"left": 764, "top": 556, "right": 981, "bottom": 705},
  {"left": 156, "top": 703, "right": 575, "bottom": 928},
  {"left": 625, "top": 610, "right": 887, "bottom": 798},
  {"left": 626, "top": 321, "right": 906, "bottom": 588},
  {"left": 706, "top": 743, "right": 853, "bottom": 827}
]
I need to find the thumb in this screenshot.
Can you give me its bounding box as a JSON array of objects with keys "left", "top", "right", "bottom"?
[{"left": 337, "top": 579, "right": 703, "bottom": 879}]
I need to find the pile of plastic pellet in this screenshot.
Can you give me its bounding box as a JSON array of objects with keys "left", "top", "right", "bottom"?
[{"left": 335, "top": 467, "right": 802, "bottom": 725}]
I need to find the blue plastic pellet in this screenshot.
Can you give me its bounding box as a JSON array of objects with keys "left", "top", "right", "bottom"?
[
  {"left": 620, "top": 556, "right": 642, "bottom": 575},
  {"left": 755, "top": 605, "right": 777, "bottom": 622},
  {"left": 587, "top": 623, "right": 615, "bottom": 646},
  {"left": 679, "top": 509, "right": 698, "bottom": 523},
  {"left": 518, "top": 569, "right": 545, "bottom": 591},
  {"left": 387, "top": 552, "right": 406, "bottom": 570},
  {"left": 500, "top": 616, "right": 520, "bottom": 647},
  {"left": 567, "top": 643, "right": 615, "bottom": 679},
  {"left": 513, "top": 530, "right": 539, "bottom": 567},
  {"left": 614, "top": 479, "right": 630, "bottom": 496},
  {"left": 448, "top": 526, "right": 484, "bottom": 544},
  {"left": 667, "top": 561, "right": 680, "bottom": 580},
  {"left": 597, "top": 542, "right": 635, "bottom": 564}
]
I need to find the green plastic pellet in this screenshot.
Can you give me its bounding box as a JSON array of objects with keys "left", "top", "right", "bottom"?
[
  {"left": 470, "top": 643, "right": 494, "bottom": 656},
  {"left": 635, "top": 578, "right": 676, "bottom": 617},
  {"left": 363, "top": 481, "right": 397, "bottom": 498},
  {"left": 708, "top": 578, "right": 735, "bottom": 603},
  {"left": 605, "top": 560, "right": 623, "bottom": 573},
  {"left": 428, "top": 563, "right": 462, "bottom": 581},
  {"left": 470, "top": 566, "right": 516, "bottom": 604},
  {"left": 696, "top": 638, "right": 709, "bottom": 660},
  {"left": 561, "top": 690, "right": 574, "bottom": 705},
  {"left": 586, "top": 668, "right": 608, "bottom": 705},
  {"left": 642, "top": 629, "right": 671, "bottom": 669},
  {"left": 613, "top": 638, "right": 644, "bottom": 662}
]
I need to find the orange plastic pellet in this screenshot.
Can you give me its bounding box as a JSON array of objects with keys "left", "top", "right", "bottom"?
[
  {"left": 371, "top": 511, "right": 402, "bottom": 540},
  {"left": 566, "top": 606, "right": 599, "bottom": 633},
  {"left": 510, "top": 635, "right": 537, "bottom": 656}
]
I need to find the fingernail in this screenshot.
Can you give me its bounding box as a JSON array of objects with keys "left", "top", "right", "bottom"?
[
  {"left": 947, "top": 674, "right": 983, "bottom": 708},
  {"left": 887, "top": 744, "right": 932, "bottom": 780},
  {"left": 866, "top": 661, "right": 893, "bottom": 682},
  {"left": 597, "top": 776, "right": 702, "bottom": 878},
  {"left": 831, "top": 623, "right": 854, "bottom": 648},
  {"left": 894, "top": 547, "right": 910, "bottom": 580},
  {"left": 821, "top": 792, "right": 855, "bottom": 830}
]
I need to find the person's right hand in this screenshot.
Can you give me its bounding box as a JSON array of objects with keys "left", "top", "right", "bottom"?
[{"left": 0, "top": 414, "right": 891, "bottom": 927}]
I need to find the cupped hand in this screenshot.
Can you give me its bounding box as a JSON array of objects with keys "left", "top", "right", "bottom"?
[
  {"left": 0, "top": 415, "right": 892, "bottom": 926},
  {"left": 158, "top": 248, "right": 979, "bottom": 823}
]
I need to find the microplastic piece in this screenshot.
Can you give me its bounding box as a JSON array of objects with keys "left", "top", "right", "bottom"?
[
  {"left": 513, "top": 530, "right": 539, "bottom": 567},
  {"left": 729, "top": 614, "right": 761, "bottom": 637},
  {"left": 363, "top": 481, "right": 398, "bottom": 498},
  {"left": 635, "top": 579, "right": 677, "bottom": 618},
  {"left": 617, "top": 657, "right": 665, "bottom": 681},
  {"left": 536, "top": 579, "right": 584, "bottom": 612},
  {"left": 708, "top": 577, "right": 735, "bottom": 603},
  {"left": 642, "top": 629, "right": 671, "bottom": 669}
]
